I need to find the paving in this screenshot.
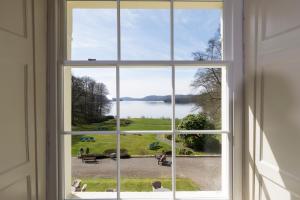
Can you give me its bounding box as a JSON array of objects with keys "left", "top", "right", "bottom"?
[{"left": 72, "top": 156, "right": 221, "bottom": 191}]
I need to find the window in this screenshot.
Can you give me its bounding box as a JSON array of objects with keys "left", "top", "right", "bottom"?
[{"left": 62, "top": 0, "right": 232, "bottom": 200}]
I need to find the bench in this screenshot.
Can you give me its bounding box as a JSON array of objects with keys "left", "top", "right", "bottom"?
[{"left": 82, "top": 156, "right": 97, "bottom": 163}]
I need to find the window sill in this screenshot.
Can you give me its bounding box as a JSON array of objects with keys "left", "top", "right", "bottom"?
[{"left": 66, "top": 191, "right": 228, "bottom": 200}]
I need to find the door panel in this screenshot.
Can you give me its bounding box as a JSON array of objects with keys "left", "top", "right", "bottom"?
[
  {"left": 0, "top": 177, "right": 31, "bottom": 200},
  {"left": 0, "top": 0, "right": 46, "bottom": 199},
  {"left": 0, "top": 0, "right": 27, "bottom": 37},
  {"left": 0, "top": 64, "right": 31, "bottom": 173},
  {"left": 261, "top": 177, "right": 300, "bottom": 200},
  {"left": 245, "top": 0, "right": 300, "bottom": 199}
]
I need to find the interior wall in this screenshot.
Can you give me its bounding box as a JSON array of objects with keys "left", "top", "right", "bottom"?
[{"left": 244, "top": 0, "right": 300, "bottom": 199}]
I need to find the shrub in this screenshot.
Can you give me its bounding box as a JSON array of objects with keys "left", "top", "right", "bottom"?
[
  {"left": 177, "top": 113, "right": 215, "bottom": 130},
  {"left": 179, "top": 148, "right": 193, "bottom": 155},
  {"left": 203, "top": 136, "right": 221, "bottom": 153},
  {"left": 98, "top": 115, "right": 115, "bottom": 122},
  {"left": 103, "top": 148, "right": 130, "bottom": 158},
  {"left": 177, "top": 113, "right": 220, "bottom": 153},
  {"left": 120, "top": 119, "right": 132, "bottom": 126},
  {"left": 164, "top": 134, "right": 172, "bottom": 140}
]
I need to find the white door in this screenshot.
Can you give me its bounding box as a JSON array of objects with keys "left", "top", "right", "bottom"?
[
  {"left": 245, "top": 0, "right": 300, "bottom": 199},
  {"left": 0, "top": 0, "right": 46, "bottom": 199}
]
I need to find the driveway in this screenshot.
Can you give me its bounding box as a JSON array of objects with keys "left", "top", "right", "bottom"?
[{"left": 72, "top": 156, "right": 221, "bottom": 190}]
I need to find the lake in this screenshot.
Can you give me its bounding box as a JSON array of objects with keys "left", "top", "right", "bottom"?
[{"left": 109, "top": 101, "right": 201, "bottom": 119}]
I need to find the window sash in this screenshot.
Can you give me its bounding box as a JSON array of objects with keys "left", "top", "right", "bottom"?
[
  {"left": 65, "top": 0, "right": 225, "bottom": 62},
  {"left": 62, "top": 0, "right": 232, "bottom": 199},
  {"left": 62, "top": 63, "right": 231, "bottom": 199}
]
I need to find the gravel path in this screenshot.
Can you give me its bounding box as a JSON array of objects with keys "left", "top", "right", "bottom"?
[{"left": 72, "top": 156, "right": 221, "bottom": 190}]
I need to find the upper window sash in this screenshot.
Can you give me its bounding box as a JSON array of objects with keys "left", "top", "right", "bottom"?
[{"left": 65, "top": 0, "right": 225, "bottom": 62}]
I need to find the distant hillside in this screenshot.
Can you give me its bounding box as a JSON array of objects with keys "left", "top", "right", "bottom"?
[{"left": 112, "top": 95, "right": 198, "bottom": 104}]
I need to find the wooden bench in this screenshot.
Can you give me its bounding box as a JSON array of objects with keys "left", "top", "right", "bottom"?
[{"left": 82, "top": 156, "right": 97, "bottom": 163}]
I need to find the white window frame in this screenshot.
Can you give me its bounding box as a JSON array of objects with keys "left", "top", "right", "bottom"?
[{"left": 47, "top": 0, "right": 244, "bottom": 199}]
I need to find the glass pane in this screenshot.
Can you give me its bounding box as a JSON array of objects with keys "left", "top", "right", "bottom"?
[
  {"left": 68, "top": 68, "right": 116, "bottom": 131},
  {"left": 71, "top": 134, "right": 117, "bottom": 195},
  {"left": 121, "top": 1, "right": 170, "bottom": 60},
  {"left": 67, "top": 2, "right": 117, "bottom": 60},
  {"left": 120, "top": 134, "right": 172, "bottom": 194},
  {"left": 176, "top": 133, "right": 222, "bottom": 191},
  {"left": 119, "top": 67, "right": 172, "bottom": 130},
  {"left": 175, "top": 67, "right": 222, "bottom": 130},
  {"left": 174, "top": 2, "right": 223, "bottom": 60}
]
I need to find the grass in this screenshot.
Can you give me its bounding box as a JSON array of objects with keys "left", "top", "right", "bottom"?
[
  {"left": 72, "top": 118, "right": 171, "bottom": 131},
  {"left": 120, "top": 118, "right": 171, "bottom": 131},
  {"left": 72, "top": 118, "right": 172, "bottom": 156},
  {"left": 79, "top": 178, "right": 200, "bottom": 192},
  {"left": 72, "top": 134, "right": 171, "bottom": 156},
  {"left": 72, "top": 117, "right": 219, "bottom": 156}
]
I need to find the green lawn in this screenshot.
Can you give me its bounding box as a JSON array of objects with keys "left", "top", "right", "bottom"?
[
  {"left": 72, "top": 134, "right": 171, "bottom": 156},
  {"left": 72, "top": 118, "right": 171, "bottom": 131},
  {"left": 72, "top": 118, "right": 171, "bottom": 156},
  {"left": 72, "top": 118, "right": 217, "bottom": 156},
  {"left": 79, "top": 178, "right": 200, "bottom": 192},
  {"left": 120, "top": 118, "right": 171, "bottom": 131}
]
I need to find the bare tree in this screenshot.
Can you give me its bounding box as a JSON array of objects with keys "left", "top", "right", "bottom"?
[
  {"left": 191, "top": 28, "right": 222, "bottom": 124},
  {"left": 72, "top": 75, "right": 112, "bottom": 125},
  {"left": 94, "top": 82, "right": 111, "bottom": 119}
]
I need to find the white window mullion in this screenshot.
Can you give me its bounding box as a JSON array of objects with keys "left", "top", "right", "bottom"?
[
  {"left": 117, "top": 0, "right": 121, "bottom": 198},
  {"left": 171, "top": 66, "right": 176, "bottom": 200},
  {"left": 170, "top": 0, "right": 176, "bottom": 199},
  {"left": 116, "top": 66, "right": 121, "bottom": 199}
]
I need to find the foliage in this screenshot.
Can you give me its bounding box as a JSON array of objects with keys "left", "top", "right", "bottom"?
[
  {"left": 191, "top": 28, "right": 222, "bottom": 125},
  {"left": 178, "top": 148, "right": 193, "bottom": 155},
  {"left": 177, "top": 113, "right": 215, "bottom": 130},
  {"left": 72, "top": 75, "right": 112, "bottom": 125},
  {"left": 103, "top": 148, "right": 130, "bottom": 158},
  {"left": 164, "top": 134, "right": 172, "bottom": 140},
  {"left": 177, "top": 113, "right": 221, "bottom": 153}
]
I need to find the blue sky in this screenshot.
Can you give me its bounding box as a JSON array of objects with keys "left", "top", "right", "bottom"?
[{"left": 71, "top": 7, "right": 221, "bottom": 98}]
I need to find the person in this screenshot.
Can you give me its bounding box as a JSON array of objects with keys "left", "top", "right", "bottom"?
[
  {"left": 80, "top": 148, "right": 84, "bottom": 156},
  {"left": 158, "top": 152, "right": 167, "bottom": 165},
  {"left": 152, "top": 181, "right": 170, "bottom": 192},
  {"left": 86, "top": 147, "right": 90, "bottom": 155}
]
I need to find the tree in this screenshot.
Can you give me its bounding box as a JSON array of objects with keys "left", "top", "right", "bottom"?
[
  {"left": 191, "top": 28, "right": 222, "bottom": 125},
  {"left": 94, "top": 82, "right": 111, "bottom": 119},
  {"left": 177, "top": 113, "right": 220, "bottom": 153},
  {"left": 72, "top": 75, "right": 112, "bottom": 125},
  {"left": 192, "top": 27, "right": 222, "bottom": 61}
]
